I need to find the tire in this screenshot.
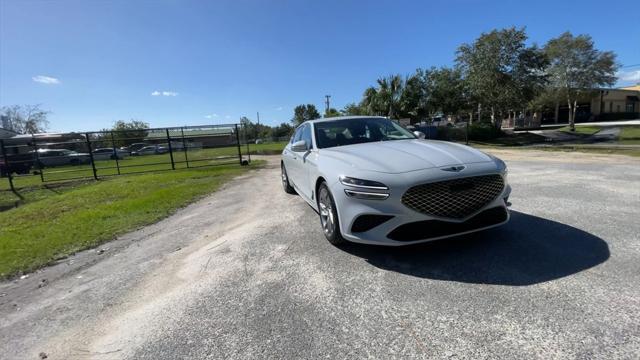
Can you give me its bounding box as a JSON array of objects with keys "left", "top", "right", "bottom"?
[
  {"left": 281, "top": 163, "right": 296, "bottom": 194},
  {"left": 317, "top": 182, "right": 345, "bottom": 245}
]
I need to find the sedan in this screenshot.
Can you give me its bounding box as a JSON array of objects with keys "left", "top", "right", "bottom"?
[
  {"left": 36, "top": 149, "right": 91, "bottom": 167},
  {"left": 92, "top": 148, "right": 129, "bottom": 160},
  {"left": 131, "top": 145, "right": 168, "bottom": 156},
  {"left": 281, "top": 116, "right": 511, "bottom": 246}
]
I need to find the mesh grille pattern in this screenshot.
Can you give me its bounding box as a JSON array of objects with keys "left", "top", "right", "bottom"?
[{"left": 402, "top": 174, "right": 504, "bottom": 219}]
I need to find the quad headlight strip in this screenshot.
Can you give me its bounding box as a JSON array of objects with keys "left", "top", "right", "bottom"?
[{"left": 340, "top": 176, "right": 389, "bottom": 200}]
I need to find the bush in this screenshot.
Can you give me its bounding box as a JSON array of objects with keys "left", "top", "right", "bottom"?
[
  {"left": 467, "top": 122, "right": 503, "bottom": 141},
  {"left": 434, "top": 122, "right": 502, "bottom": 141}
]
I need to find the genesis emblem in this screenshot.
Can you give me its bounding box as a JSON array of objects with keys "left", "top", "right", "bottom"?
[{"left": 441, "top": 165, "right": 465, "bottom": 172}]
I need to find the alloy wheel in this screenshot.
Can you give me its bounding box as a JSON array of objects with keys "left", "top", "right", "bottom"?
[{"left": 318, "top": 188, "right": 335, "bottom": 236}]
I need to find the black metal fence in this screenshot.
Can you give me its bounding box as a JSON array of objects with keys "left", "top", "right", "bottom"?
[{"left": 0, "top": 124, "right": 250, "bottom": 197}]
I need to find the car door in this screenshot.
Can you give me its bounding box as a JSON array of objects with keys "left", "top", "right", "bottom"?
[
  {"left": 295, "top": 124, "right": 314, "bottom": 200},
  {"left": 283, "top": 126, "right": 303, "bottom": 187}
]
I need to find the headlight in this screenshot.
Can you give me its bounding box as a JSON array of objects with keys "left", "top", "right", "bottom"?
[{"left": 339, "top": 176, "right": 388, "bottom": 190}]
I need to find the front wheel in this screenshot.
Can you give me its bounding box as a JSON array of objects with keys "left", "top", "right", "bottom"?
[
  {"left": 281, "top": 163, "right": 296, "bottom": 194},
  {"left": 317, "top": 182, "right": 345, "bottom": 245}
]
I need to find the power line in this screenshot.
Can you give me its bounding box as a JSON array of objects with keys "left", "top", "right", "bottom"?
[{"left": 620, "top": 63, "right": 640, "bottom": 68}]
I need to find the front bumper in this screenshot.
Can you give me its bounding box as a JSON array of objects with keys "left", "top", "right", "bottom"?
[{"left": 330, "top": 166, "right": 511, "bottom": 246}]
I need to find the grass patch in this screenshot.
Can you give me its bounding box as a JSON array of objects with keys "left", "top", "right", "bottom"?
[
  {"left": 247, "top": 141, "right": 288, "bottom": 155},
  {"left": 533, "top": 146, "right": 640, "bottom": 158},
  {"left": 0, "top": 161, "right": 263, "bottom": 278},
  {"left": 619, "top": 126, "right": 640, "bottom": 145},
  {"left": 558, "top": 126, "right": 602, "bottom": 136}
]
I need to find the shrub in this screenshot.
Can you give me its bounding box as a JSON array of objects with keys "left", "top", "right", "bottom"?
[{"left": 467, "top": 122, "right": 503, "bottom": 141}]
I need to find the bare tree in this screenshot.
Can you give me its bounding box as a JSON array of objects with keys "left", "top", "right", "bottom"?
[{"left": 0, "top": 104, "right": 50, "bottom": 134}]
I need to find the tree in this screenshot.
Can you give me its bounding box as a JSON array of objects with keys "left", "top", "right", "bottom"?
[
  {"left": 109, "top": 120, "right": 150, "bottom": 146},
  {"left": 399, "top": 69, "right": 429, "bottom": 122},
  {"left": 544, "top": 32, "right": 618, "bottom": 130},
  {"left": 324, "top": 108, "right": 341, "bottom": 118},
  {"left": 456, "top": 27, "right": 547, "bottom": 126},
  {"left": 271, "top": 122, "right": 294, "bottom": 138},
  {"left": 425, "top": 67, "right": 469, "bottom": 118},
  {"left": 240, "top": 116, "right": 272, "bottom": 140},
  {"left": 361, "top": 74, "right": 404, "bottom": 118},
  {"left": 0, "top": 104, "right": 50, "bottom": 134},
  {"left": 341, "top": 102, "right": 368, "bottom": 116},
  {"left": 292, "top": 104, "right": 321, "bottom": 125}
]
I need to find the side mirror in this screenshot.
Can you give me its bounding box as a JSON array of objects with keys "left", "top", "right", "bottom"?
[
  {"left": 291, "top": 140, "right": 308, "bottom": 152},
  {"left": 413, "top": 131, "right": 426, "bottom": 139}
]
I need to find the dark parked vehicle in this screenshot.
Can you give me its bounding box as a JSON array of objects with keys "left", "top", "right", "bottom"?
[{"left": 0, "top": 152, "right": 35, "bottom": 176}]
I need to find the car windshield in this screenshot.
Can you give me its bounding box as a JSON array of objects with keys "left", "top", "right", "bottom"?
[{"left": 314, "top": 118, "right": 416, "bottom": 149}]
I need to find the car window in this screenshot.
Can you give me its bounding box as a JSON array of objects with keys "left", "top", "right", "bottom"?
[
  {"left": 301, "top": 124, "right": 313, "bottom": 148},
  {"left": 291, "top": 125, "right": 304, "bottom": 144},
  {"left": 315, "top": 118, "right": 415, "bottom": 149}
]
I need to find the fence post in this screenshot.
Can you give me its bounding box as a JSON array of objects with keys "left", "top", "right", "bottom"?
[
  {"left": 243, "top": 123, "right": 251, "bottom": 164},
  {"left": 85, "top": 133, "right": 98, "bottom": 180},
  {"left": 181, "top": 127, "right": 189, "bottom": 168},
  {"left": 0, "top": 139, "right": 16, "bottom": 193},
  {"left": 32, "top": 135, "right": 45, "bottom": 182},
  {"left": 110, "top": 131, "right": 121, "bottom": 175},
  {"left": 234, "top": 124, "right": 243, "bottom": 165},
  {"left": 166, "top": 128, "right": 175, "bottom": 170},
  {"left": 465, "top": 121, "right": 469, "bottom": 145}
]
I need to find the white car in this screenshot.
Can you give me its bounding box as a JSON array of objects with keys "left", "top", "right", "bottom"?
[{"left": 281, "top": 116, "right": 511, "bottom": 246}]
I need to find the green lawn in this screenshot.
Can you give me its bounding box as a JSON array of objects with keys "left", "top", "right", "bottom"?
[
  {"left": 0, "top": 161, "right": 263, "bottom": 278},
  {"left": 559, "top": 126, "right": 602, "bottom": 135},
  {"left": 619, "top": 126, "right": 640, "bottom": 145},
  {"left": 1, "top": 142, "right": 288, "bottom": 189}
]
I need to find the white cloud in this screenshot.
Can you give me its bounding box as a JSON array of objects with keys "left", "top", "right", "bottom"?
[
  {"left": 617, "top": 70, "right": 640, "bottom": 83},
  {"left": 275, "top": 106, "right": 283, "bottom": 111},
  {"left": 151, "top": 90, "right": 179, "bottom": 96},
  {"left": 204, "top": 113, "right": 219, "bottom": 119},
  {"left": 32, "top": 75, "right": 60, "bottom": 84}
]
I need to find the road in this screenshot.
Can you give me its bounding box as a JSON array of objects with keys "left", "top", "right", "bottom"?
[{"left": 1, "top": 151, "right": 639, "bottom": 359}]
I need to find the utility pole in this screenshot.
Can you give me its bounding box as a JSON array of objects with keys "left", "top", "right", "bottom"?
[
  {"left": 324, "top": 95, "right": 331, "bottom": 113},
  {"left": 253, "top": 111, "right": 260, "bottom": 139}
]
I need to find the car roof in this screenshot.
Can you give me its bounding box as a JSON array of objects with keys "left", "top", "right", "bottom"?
[{"left": 304, "top": 115, "right": 388, "bottom": 125}]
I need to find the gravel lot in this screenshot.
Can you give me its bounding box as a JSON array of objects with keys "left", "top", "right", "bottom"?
[{"left": 1, "top": 150, "right": 639, "bottom": 359}]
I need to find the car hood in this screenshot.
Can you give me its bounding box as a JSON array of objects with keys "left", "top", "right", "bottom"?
[{"left": 320, "top": 140, "right": 494, "bottom": 174}]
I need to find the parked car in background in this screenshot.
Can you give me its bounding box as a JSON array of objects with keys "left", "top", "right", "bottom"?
[
  {"left": 131, "top": 145, "right": 168, "bottom": 156},
  {"left": 92, "top": 148, "right": 129, "bottom": 160},
  {"left": 120, "top": 142, "right": 149, "bottom": 153},
  {"left": 36, "top": 149, "right": 91, "bottom": 167},
  {"left": 0, "top": 152, "right": 34, "bottom": 176}
]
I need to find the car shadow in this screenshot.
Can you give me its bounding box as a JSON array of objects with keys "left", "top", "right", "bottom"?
[{"left": 340, "top": 211, "right": 610, "bottom": 286}]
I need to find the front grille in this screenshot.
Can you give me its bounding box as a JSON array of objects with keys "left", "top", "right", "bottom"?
[
  {"left": 401, "top": 174, "right": 504, "bottom": 219},
  {"left": 387, "top": 206, "right": 508, "bottom": 241}
]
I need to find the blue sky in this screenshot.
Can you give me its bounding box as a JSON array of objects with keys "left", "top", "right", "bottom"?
[{"left": 1, "top": 0, "right": 639, "bottom": 132}]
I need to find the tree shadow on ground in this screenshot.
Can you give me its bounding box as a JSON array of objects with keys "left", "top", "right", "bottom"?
[{"left": 341, "top": 211, "right": 610, "bottom": 286}]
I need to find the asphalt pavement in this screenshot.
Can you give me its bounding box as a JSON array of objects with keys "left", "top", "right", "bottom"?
[{"left": 1, "top": 150, "right": 639, "bottom": 359}]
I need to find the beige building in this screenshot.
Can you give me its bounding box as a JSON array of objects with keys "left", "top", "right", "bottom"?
[{"left": 590, "top": 87, "right": 640, "bottom": 116}]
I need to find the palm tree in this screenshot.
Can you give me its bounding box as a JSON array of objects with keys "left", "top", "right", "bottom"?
[
  {"left": 362, "top": 87, "right": 381, "bottom": 115},
  {"left": 360, "top": 74, "right": 406, "bottom": 118},
  {"left": 374, "top": 75, "right": 404, "bottom": 118}
]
